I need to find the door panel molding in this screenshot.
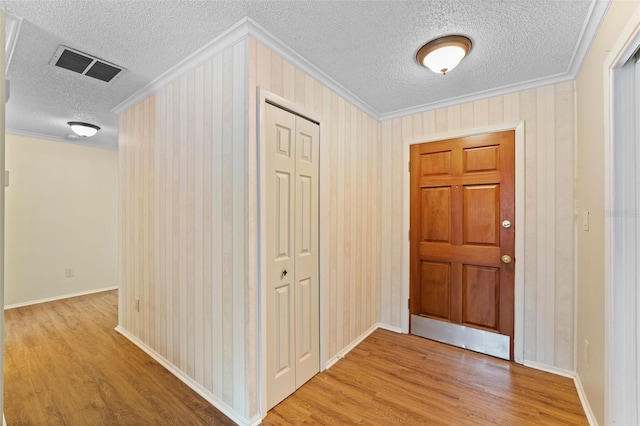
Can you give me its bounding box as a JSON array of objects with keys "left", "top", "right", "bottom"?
[{"left": 402, "top": 122, "right": 525, "bottom": 364}]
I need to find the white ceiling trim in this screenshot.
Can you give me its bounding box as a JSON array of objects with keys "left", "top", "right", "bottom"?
[
  {"left": 112, "top": 18, "right": 252, "bottom": 115},
  {"left": 379, "top": 72, "right": 575, "bottom": 121},
  {"left": 245, "top": 18, "right": 379, "bottom": 119},
  {"left": 112, "top": 16, "right": 379, "bottom": 119},
  {"left": 5, "top": 12, "right": 23, "bottom": 74},
  {"left": 113, "top": 2, "right": 610, "bottom": 123},
  {"left": 381, "top": 0, "right": 611, "bottom": 122},
  {"left": 567, "top": 0, "right": 611, "bottom": 77},
  {"left": 6, "top": 128, "right": 118, "bottom": 151}
]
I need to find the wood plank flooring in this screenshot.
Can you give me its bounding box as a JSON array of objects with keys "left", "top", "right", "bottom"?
[
  {"left": 5, "top": 290, "right": 588, "bottom": 425},
  {"left": 4, "top": 290, "right": 234, "bottom": 425},
  {"left": 264, "top": 329, "right": 588, "bottom": 425}
]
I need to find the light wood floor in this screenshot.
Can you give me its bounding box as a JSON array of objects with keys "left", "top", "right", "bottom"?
[
  {"left": 264, "top": 329, "right": 588, "bottom": 425},
  {"left": 4, "top": 290, "right": 234, "bottom": 425},
  {"left": 5, "top": 290, "right": 587, "bottom": 425}
]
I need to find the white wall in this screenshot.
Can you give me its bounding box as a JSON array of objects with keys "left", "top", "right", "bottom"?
[
  {"left": 575, "top": 1, "right": 640, "bottom": 423},
  {"left": 4, "top": 134, "right": 118, "bottom": 307}
]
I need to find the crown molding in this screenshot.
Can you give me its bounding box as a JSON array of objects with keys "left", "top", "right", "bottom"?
[
  {"left": 112, "top": 2, "right": 610, "bottom": 123},
  {"left": 5, "top": 12, "right": 23, "bottom": 75},
  {"left": 6, "top": 128, "right": 118, "bottom": 151},
  {"left": 380, "top": 0, "right": 610, "bottom": 121},
  {"left": 379, "top": 72, "right": 574, "bottom": 121},
  {"left": 244, "top": 18, "right": 380, "bottom": 119},
  {"left": 112, "top": 18, "right": 252, "bottom": 115},
  {"left": 567, "top": 0, "right": 611, "bottom": 77},
  {"left": 112, "top": 17, "right": 379, "bottom": 120}
]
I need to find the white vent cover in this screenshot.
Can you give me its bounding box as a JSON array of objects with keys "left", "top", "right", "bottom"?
[{"left": 49, "top": 45, "right": 124, "bottom": 83}]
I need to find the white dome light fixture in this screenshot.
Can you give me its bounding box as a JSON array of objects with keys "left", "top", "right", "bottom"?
[
  {"left": 68, "top": 121, "right": 100, "bottom": 137},
  {"left": 416, "top": 35, "right": 472, "bottom": 75}
]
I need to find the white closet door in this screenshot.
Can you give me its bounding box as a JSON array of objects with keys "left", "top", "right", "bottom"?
[
  {"left": 265, "top": 103, "right": 319, "bottom": 410},
  {"left": 293, "top": 113, "right": 320, "bottom": 389}
]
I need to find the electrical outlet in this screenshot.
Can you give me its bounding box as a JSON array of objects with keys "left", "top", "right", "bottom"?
[
  {"left": 584, "top": 339, "right": 590, "bottom": 364},
  {"left": 135, "top": 298, "right": 140, "bottom": 312},
  {"left": 65, "top": 268, "right": 74, "bottom": 278}
]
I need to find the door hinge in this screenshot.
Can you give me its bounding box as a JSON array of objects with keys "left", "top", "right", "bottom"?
[
  {"left": 408, "top": 161, "right": 411, "bottom": 172},
  {"left": 408, "top": 229, "right": 411, "bottom": 241},
  {"left": 408, "top": 298, "right": 411, "bottom": 309}
]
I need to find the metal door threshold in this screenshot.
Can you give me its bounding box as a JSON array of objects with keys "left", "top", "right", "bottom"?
[{"left": 411, "top": 315, "right": 509, "bottom": 360}]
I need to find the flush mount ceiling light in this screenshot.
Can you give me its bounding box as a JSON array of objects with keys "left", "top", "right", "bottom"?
[
  {"left": 416, "top": 35, "right": 472, "bottom": 75},
  {"left": 67, "top": 121, "right": 100, "bottom": 137}
]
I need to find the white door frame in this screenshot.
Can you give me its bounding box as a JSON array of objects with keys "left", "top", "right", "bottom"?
[
  {"left": 401, "top": 122, "right": 526, "bottom": 364},
  {"left": 603, "top": 6, "right": 640, "bottom": 424},
  {"left": 257, "top": 88, "right": 324, "bottom": 419}
]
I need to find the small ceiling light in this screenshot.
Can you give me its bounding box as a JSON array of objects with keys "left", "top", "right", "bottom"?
[
  {"left": 416, "top": 35, "right": 472, "bottom": 75},
  {"left": 67, "top": 121, "right": 100, "bottom": 137}
]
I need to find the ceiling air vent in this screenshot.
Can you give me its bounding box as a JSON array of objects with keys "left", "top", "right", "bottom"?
[{"left": 49, "top": 45, "right": 124, "bottom": 83}]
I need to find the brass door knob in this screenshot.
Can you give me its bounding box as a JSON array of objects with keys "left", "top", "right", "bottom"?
[{"left": 501, "top": 255, "right": 512, "bottom": 264}]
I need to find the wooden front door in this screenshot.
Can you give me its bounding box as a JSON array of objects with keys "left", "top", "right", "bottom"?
[
  {"left": 409, "top": 131, "right": 515, "bottom": 359},
  {"left": 265, "top": 102, "right": 320, "bottom": 410}
]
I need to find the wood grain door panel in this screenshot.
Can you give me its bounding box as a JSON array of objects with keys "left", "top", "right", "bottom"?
[
  {"left": 410, "top": 131, "right": 515, "bottom": 358},
  {"left": 463, "top": 184, "right": 500, "bottom": 246},
  {"left": 419, "top": 261, "right": 451, "bottom": 320},
  {"left": 462, "top": 265, "right": 500, "bottom": 331},
  {"left": 420, "top": 188, "right": 451, "bottom": 243}
]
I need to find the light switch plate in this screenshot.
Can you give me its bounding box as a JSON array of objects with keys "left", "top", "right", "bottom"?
[{"left": 583, "top": 211, "right": 589, "bottom": 231}]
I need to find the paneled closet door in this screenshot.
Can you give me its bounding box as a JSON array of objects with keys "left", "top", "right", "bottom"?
[{"left": 265, "top": 103, "right": 319, "bottom": 410}]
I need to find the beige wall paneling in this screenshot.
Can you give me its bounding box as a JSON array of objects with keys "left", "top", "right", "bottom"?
[
  {"left": 118, "top": 39, "right": 251, "bottom": 424},
  {"left": 4, "top": 134, "right": 118, "bottom": 308},
  {"left": 380, "top": 82, "right": 576, "bottom": 372},
  {"left": 249, "top": 38, "right": 381, "bottom": 418}
]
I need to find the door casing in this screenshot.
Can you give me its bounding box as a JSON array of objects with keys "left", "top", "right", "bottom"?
[
  {"left": 603, "top": 9, "right": 640, "bottom": 424},
  {"left": 401, "top": 122, "right": 526, "bottom": 364},
  {"left": 257, "top": 88, "right": 325, "bottom": 419}
]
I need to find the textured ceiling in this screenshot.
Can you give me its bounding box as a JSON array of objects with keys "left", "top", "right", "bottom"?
[{"left": 1, "top": 0, "right": 602, "bottom": 150}]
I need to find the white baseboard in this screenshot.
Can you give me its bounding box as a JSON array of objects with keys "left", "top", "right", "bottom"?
[
  {"left": 114, "top": 326, "right": 250, "bottom": 426},
  {"left": 377, "top": 322, "right": 403, "bottom": 333},
  {"left": 523, "top": 360, "right": 596, "bottom": 426},
  {"left": 4, "top": 286, "right": 118, "bottom": 310},
  {"left": 574, "top": 373, "right": 598, "bottom": 426},
  {"left": 324, "top": 324, "right": 378, "bottom": 370},
  {"left": 522, "top": 360, "right": 575, "bottom": 379},
  {"left": 323, "top": 322, "right": 403, "bottom": 370},
  {"left": 3, "top": 412, "right": 6, "bottom": 426}
]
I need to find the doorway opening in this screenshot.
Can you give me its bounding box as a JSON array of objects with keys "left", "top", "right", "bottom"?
[
  {"left": 402, "top": 123, "right": 526, "bottom": 364},
  {"left": 409, "top": 131, "right": 515, "bottom": 360}
]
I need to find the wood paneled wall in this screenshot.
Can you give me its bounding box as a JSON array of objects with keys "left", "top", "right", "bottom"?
[
  {"left": 120, "top": 32, "right": 575, "bottom": 423},
  {"left": 248, "top": 38, "right": 381, "bottom": 379},
  {"left": 120, "top": 36, "right": 381, "bottom": 422},
  {"left": 119, "top": 40, "right": 250, "bottom": 421},
  {"left": 380, "top": 82, "right": 576, "bottom": 370}
]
